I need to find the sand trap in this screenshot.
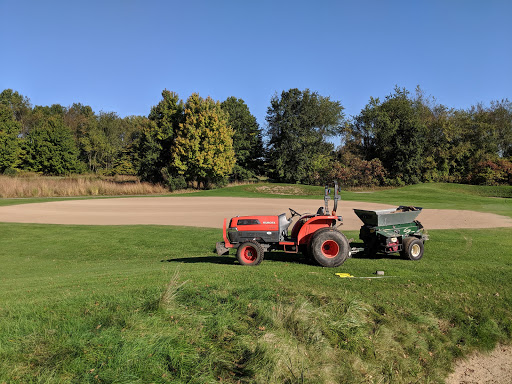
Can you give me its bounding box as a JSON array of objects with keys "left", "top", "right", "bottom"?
[
  {"left": 446, "top": 344, "right": 512, "bottom": 384},
  {"left": 0, "top": 197, "right": 511, "bottom": 229}
]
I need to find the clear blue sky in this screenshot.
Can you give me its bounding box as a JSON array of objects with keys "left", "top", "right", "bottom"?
[{"left": 1, "top": 0, "right": 511, "bottom": 131}]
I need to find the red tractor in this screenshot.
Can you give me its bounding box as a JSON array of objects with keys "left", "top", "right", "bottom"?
[{"left": 215, "top": 182, "right": 350, "bottom": 267}]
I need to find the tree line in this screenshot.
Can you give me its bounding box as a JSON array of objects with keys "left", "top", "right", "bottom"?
[{"left": 1, "top": 87, "right": 511, "bottom": 188}]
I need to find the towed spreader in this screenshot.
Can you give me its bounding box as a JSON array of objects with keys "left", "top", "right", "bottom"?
[{"left": 351, "top": 206, "right": 428, "bottom": 260}]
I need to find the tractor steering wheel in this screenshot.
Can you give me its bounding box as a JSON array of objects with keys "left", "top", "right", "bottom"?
[{"left": 289, "top": 208, "right": 301, "bottom": 218}]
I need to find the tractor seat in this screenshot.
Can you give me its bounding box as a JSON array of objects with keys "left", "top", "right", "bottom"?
[
  {"left": 316, "top": 206, "right": 325, "bottom": 215},
  {"left": 278, "top": 213, "right": 293, "bottom": 240}
]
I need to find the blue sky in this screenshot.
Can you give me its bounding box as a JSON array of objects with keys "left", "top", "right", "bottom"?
[{"left": 1, "top": 0, "right": 511, "bottom": 131}]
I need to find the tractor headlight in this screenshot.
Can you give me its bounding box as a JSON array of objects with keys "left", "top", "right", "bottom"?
[{"left": 390, "top": 237, "right": 397, "bottom": 243}]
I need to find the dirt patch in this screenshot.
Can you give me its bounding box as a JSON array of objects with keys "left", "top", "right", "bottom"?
[
  {"left": 0, "top": 197, "right": 511, "bottom": 230},
  {"left": 446, "top": 344, "right": 512, "bottom": 384},
  {"left": 254, "top": 185, "right": 305, "bottom": 195}
]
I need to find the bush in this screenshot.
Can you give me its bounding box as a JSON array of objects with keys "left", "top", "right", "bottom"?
[
  {"left": 470, "top": 159, "right": 512, "bottom": 185},
  {"left": 3, "top": 168, "right": 18, "bottom": 177},
  {"left": 167, "top": 175, "right": 187, "bottom": 192},
  {"left": 326, "top": 157, "right": 387, "bottom": 188}
]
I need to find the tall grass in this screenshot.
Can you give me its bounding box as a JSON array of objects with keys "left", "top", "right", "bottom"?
[{"left": 0, "top": 175, "right": 168, "bottom": 198}]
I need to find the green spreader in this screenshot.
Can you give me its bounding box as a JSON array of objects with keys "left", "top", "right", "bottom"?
[{"left": 351, "top": 206, "right": 429, "bottom": 260}]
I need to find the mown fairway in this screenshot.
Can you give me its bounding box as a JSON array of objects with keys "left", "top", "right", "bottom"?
[{"left": 1, "top": 184, "right": 511, "bottom": 383}]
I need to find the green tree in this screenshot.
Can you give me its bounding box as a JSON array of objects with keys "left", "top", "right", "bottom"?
[
  {"left": 173, "top": 94, "right": 235, "bottom": 188},
  {"left": 0, "top": 104, "right": 22, "bottom": 172},
  {"left": 64, "top": 103, "right": 98, "bottom": 170},
  {"left": 136, "top": 90, "right": 184, "bottom": 184},
  {"left": 0, "top": 89, "right": 31, "bottom": 134},
  {"left": 220, "top": 97, "right": 264, "bottom": 179},
  {"left": 96, "top": 111, "right": 127, "bottom": 174},
  {"left": 482, "top": 99, "right": 512, "bottom": 158},
  {"left": 266, "top": 88, "right": 344, "bottom": 184},
  {"left": 349, "top": 87, "right": 426, "bottom": 184},
  {"left": 21, "top": 107, "right": 83, "bottom": 175}
]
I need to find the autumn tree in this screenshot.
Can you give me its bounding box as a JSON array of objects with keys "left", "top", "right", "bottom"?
[
  {"left": 173, "top": 94, "right": 235, "bottom": 188},
  {"left": 220, "top": 97, "right": 264, "bottom": 179}
]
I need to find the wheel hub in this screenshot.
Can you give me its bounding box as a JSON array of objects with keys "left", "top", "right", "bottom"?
[{"left": 321, "top": 240, "right": 339, "bottom": 258}]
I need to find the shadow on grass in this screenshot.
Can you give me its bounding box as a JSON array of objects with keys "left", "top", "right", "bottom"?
[
  {"left": 161, "top": 251, "right": 314, "bottom": 266},
  {"left": 162, "top": 244, "right": 406, "bottom": 265},
  {"left": 161, "top": 256, "right": 235, "bottom": 264}
]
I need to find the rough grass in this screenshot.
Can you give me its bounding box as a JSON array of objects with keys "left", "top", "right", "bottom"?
[
  {"left": 1, "top": 223, "right": 511, "bottom": 383},
  {"left": 0, "top": 175, "right": 168, "bottom": 198}
]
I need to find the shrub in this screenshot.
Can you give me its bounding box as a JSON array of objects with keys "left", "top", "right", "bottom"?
[
  {"left": 167, "top": 175, "right": 187, "bottom": 192},
  {"left": 326, "top": 157, "right": 387, "bottom": 188},
  {"left": 470, "top": 158, "right": 512, "bottom": 185}
]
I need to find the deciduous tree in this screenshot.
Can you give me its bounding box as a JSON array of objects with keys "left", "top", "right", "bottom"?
[
  {"left": 221, "top": 97, "right": 264, "bottom": 179},
  {"left": 349, "top": 87, "right": 425, "bottom": 184},
  {"left": 21, "top": 108, "right": 83, "bottom": 175},
  {"left": 266, "top": 88, "right": 344, "bottom": 183},
  {"left": 173, "top": 94, "right": 235, "bottom": 188},
  {"left": 0, "top": 105, "right": 21, "bottom": 172},
  {"left": 137, "top": 90, "right": 184, "bottom": 184}
]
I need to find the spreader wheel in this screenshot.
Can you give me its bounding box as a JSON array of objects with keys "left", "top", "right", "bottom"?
[
  {"left": 236, "top": 241, "right": 265, "bottom": 266},
  {"left": 311, "top": 229, "right": 349, "bottom": 267},
  {"left": 402, "top": 237, "right": 424, "bottom": 261}
]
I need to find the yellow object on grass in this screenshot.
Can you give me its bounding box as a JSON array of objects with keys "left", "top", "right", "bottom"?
[{"left": 335, "top": 273, "right": 354, "bottom": 278}]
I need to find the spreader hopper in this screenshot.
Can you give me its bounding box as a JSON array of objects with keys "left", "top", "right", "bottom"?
[{"left": 353, "top": 206, "right": 423, "bottom": 227}]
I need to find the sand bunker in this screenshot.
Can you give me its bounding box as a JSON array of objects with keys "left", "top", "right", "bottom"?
[{"left": 0, "top": 197, "right": 511, "bottom": 229}]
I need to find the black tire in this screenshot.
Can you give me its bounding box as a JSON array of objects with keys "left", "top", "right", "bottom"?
[
  {"left": 311, "top": 229, "right": 350, "bottom": 267},
  {"left": 299, "top": 244, "right": 311, "bottom": 260},
  {"left": 306, "top": 227, "right": 332, "bottom": 258},
  {"left": 236, "top": 241, "right": 265, "bottom": 266},
  {"left": 401, "top": 237, "right": 424, "bottom": 261}
]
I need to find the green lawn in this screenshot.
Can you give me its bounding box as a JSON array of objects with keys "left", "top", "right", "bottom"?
[
  {"left": 1, "top": 182, "right": 511, "bottom": 383},
  {"left": 1, "top": 222, "right": 511, "bottom": 383}
]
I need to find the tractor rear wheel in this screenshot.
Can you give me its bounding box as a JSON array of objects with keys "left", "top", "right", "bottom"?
[
  {"left": 311, "top": 229, "right": 349, "bottom": 267},
  {"left": 402, "top": 237, "right": 424, "bottom": 261},
  {"left": 236, "top": 241, "right": 264, "bottom": 266}
]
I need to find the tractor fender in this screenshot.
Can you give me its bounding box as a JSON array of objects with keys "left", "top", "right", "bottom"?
[{"left": 294, "top": 215, "right": 340, "bottom": 246}]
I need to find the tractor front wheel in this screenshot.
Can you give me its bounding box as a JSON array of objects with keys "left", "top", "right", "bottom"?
[
  {"left": 402, "top": 237, "right": 424, "bottom": 261},
  {"left": 311, "top": 229, "right": 349, "bottom": 267},
  {"left": 236, "top": 241, "right": 264, "bottom": 266}
]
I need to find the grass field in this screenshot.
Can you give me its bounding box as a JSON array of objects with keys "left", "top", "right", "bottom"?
[{"left": 1, "top": 183, "right": 511, "bottom": 383}]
